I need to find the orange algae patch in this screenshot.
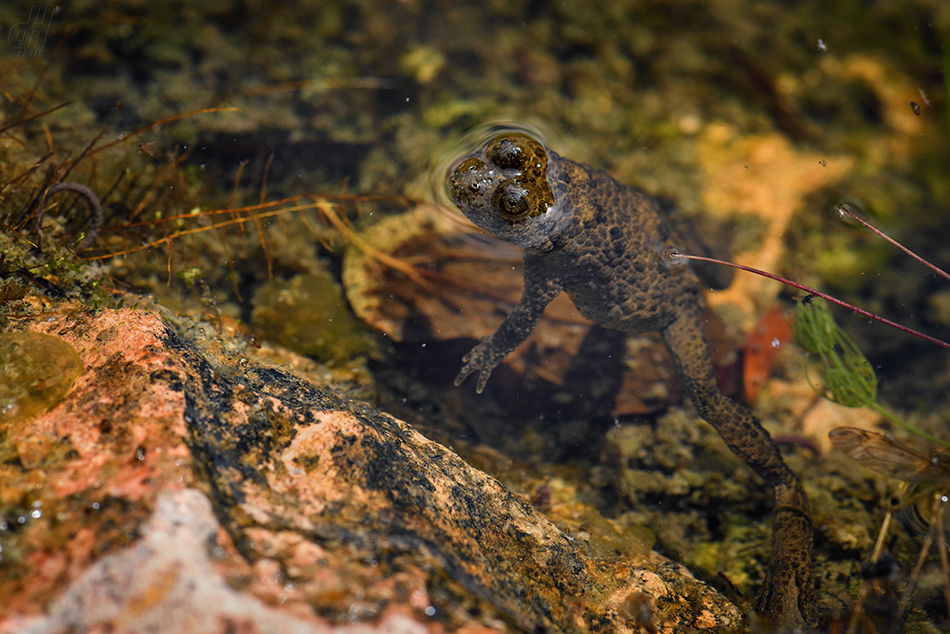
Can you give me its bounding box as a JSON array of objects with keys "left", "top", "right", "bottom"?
[{"left": 0, "top": 332, "right": 82, "bottom": 423}]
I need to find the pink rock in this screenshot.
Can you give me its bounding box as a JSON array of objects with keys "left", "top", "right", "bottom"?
[{"left": 0, "top": 308, "right": 741, "bottom": 633}]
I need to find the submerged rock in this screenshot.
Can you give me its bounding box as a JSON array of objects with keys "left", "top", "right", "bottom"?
[
  {"left": 251, "top": 269, "right": 379, "bottom": 364},
  {"left": 0, "top": 304, "right": 742, "bottom": 633},
  {"left": 0, "top": 332, "right": 82, "bottom": 424}
]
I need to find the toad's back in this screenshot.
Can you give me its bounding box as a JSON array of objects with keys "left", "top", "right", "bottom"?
[
  {"left": 530, "top": 153, "right": 702, "bottom": 331},
  {"left": 448, "top": 132, "right": 817, "bottom": 629}
]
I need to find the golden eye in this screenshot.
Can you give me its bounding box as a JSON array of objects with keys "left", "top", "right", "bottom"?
[{"left": 494, "top": 182, "right": 531, "bottom": 221}]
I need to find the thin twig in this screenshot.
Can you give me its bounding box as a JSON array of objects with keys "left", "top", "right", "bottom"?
[
  {"left": 671, "top": 252, "right": 950, "bottom": 351},
  {"left": 837, "top": 203, "right": 950, "bottom": 284},
  {"left": 0, "top": 101, "right": 71, "bottom": 136}
]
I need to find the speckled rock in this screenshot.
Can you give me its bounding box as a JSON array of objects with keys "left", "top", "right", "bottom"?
[
  {"left": 5, "top": 488, "right": 430, "bottom": 634},
  {"left": 0, "top": 305, "right": 742, "bottom": 633}
]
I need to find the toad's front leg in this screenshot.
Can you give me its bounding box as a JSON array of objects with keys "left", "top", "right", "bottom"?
[
  {"left": 660, "top": 301, "right": 817, "bottom": 629},
  {"left": 455, "top": 267, "right": 562, "bottom": 393}
]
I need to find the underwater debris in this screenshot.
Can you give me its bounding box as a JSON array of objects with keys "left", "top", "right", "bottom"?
[
  {"left": 672, "top": 247, "right": 950, "bottom": 357},
  {"left": 674, "top": 201, "right": 950, "bottom": 449},
  {"left": 742, "top": 305, "right": 793, "bottom": 403},
  {"left": 672, "top": 196, "right": 950, "bottom": 629}
]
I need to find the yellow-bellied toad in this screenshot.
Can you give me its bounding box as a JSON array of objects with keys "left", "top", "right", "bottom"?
[{"left": 449, "top": 133, "right": 816, "bottom": 628}]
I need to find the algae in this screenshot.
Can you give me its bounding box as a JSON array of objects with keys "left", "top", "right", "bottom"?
[
  {"left": 0, "top": 332, "right": 82, "bottom": 423},
  {"left": 251, "top": 270, "right": 380, "bottom": 365}
]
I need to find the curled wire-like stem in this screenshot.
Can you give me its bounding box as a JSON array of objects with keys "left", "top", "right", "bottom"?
[{"left": 34, "top": 182, "right": 104, "bottom": 249}]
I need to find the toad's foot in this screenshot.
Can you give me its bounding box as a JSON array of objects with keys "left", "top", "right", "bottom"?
[
  {"left": 755, "top": 482, "right": 817, "bottom": 630},
  {"left": 454, "top": 337, "right": 507, "bottom": 393}
]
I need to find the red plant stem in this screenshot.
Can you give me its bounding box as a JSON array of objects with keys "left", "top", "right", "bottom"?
[
  {"left": 837, "top": 203, "right": 950, "bottom": 284},
  {"left": 673, "top": 253, "right": 950, "bottom": 351}
]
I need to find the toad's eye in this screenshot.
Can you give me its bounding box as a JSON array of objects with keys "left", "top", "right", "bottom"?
[
  {"left": 493, "top": 182, "right": 531, "bottom": 221},
  {"left": 488, "top": 136, "right": 527, "bottom": 169}
]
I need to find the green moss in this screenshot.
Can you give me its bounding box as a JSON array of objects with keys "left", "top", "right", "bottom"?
[
  {"left": 584, "top": 510, "right": 656, "bottom": 560},
  {"left": 691, "top": 542, "right": 727, "bottom": 577},
  {"left": 251, "top": 270, "right": 379, "bottom": 364}
]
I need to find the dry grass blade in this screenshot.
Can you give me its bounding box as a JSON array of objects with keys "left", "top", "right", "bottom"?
[
  {"left": 86, "top": 107, "right": 242, "bottom": 159},
  {"left": 315, "top": 199, "right": 437, "bottom": 294},
  {"left": 0, "top": 101, "right": 71, "bottom": 136}
]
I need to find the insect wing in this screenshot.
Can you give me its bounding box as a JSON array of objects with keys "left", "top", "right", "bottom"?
[{"left": 829, "top": 427, "right": 937, "bottom": 483}]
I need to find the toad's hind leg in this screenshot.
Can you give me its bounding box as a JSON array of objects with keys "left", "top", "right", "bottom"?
[{"left": 660, "top": 301, "right": 817, "bottom": 629}]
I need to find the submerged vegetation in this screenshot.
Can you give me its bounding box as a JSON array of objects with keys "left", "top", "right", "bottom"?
[
  {"left": 678, "top": 195, "right": 950, "bottom": 629},
  {"left": 1, "top": 0, "right": 950, "bottom": 631}
]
